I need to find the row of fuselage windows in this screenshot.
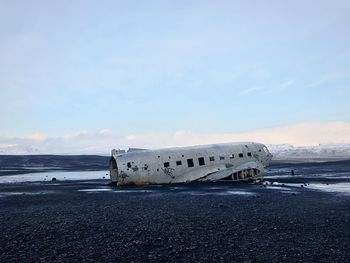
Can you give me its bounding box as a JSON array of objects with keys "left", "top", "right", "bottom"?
[{"left": 163, "top": 152, "right": 252, "bottom": 169}]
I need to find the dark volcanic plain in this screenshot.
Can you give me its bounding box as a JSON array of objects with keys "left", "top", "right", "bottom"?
[{"left": 0, "top": 159, "right": 350, "bottom": 262}]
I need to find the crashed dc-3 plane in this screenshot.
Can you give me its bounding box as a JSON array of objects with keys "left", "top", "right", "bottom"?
[{"left": 109, "top": 142, "right": 272, "bottom": 185}]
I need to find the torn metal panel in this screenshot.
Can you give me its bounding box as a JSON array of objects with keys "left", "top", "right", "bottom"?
[{"left": 199, "top": 161, "right": 264, "bottom": 182}]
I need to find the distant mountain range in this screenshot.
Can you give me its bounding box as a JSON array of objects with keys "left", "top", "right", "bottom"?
[{"left": 268, "top": 144, "right": 350, "bottom": 160}]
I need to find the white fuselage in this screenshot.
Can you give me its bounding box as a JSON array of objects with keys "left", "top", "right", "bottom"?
[{"left": 109, "top": 142, "right": 272, "bottom": 185}]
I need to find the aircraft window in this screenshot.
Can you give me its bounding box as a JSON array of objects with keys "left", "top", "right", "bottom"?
[
  {"left": 259, "top": 149, "right": 262, "bottom": 152},
  {"left": 164, "top": 162, "right": 170, "bottom": 168},
  {"left": 187, "top": 159, "right": 194, "bottom": 167},
  {"left": 229, "top": 154, "right": 234, "bottom": 159},
  {"left": 182, "top": 155, "right": 184, "bottom": 157},
  {"left": 209, "top": 156, "right": 215, "bottom": 161},
  {"left": 169, "top": 156, "right": 171, "bottom": 159},
  {"left": 198, "top": 157, "right": 205, "bottom": 166},
  {"left": 143, "top": 164, "right": 148, "bottom": 170},
  {"left": 239, "top": 153, "right": 243, "bottom": 158},
  {"left": 247, "top": 152, "right": 252, "bottom": 157},
  {"left": 219, "top": 156, "right": 225, "bottom": 160},
  {"left": 176, "top": 161, "right": 182, "bottom": 166},
  {"left": 127, "top": 162, "right": 131, "bottom": 168},
  {"left": 158, "top": 156, "right": 160, "bottom": 158}
]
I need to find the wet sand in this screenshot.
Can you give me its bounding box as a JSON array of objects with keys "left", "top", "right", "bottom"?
[{"left": 1, "top": 161, "right": 350, "bottom": 262}]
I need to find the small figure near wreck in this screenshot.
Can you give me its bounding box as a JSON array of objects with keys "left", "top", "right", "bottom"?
[
  {"left": 291, "top": 169, "right": 295, "bottom": 176},
  {"left": 109, "top": 142, "right": 273, "bottom": 185}
]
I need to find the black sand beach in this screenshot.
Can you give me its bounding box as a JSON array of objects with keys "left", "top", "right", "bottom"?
[{"left": 1, "top": 160, "right": 350, "bottom": 262}]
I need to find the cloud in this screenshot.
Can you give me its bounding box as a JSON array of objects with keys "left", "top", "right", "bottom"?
[
  {"left": 239, "top": 86, "right": 264, "bottom": 95},
  {"left": 0, "top": 121, "right": 350, "bottom": 154},
  {"left": 266, "top": 79, "right": 295, "bottom": 93},
  {"left": 308, "top": 72, "right": 350, "bottom": 88},
  {"left": 277, "top": 80, "right": 295, "bottom": 90},
  {"left": 23, "top": 132, "right": 48, "bottom": 141},
  {"left": 240, "top": 80, "right": 295, "bottom": 95},
  {"left": 99, "top": 129, "right": 112, "bottom": 135}
]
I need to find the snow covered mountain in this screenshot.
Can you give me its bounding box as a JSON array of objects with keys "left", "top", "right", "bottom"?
[
  {"left": 0, "top": 144, "right": 40, "bottom": 155},
  {"left": 268, "top": 144, "right": 350, "bottom": 160}
]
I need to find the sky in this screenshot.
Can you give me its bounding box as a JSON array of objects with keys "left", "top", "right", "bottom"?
[{"left": 0, "top": 0, "right": 350, "bottom": 154}]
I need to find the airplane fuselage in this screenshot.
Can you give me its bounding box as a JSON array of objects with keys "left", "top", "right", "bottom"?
[{"left": 109, "top": 142, "right": 272, "bottom": 185}]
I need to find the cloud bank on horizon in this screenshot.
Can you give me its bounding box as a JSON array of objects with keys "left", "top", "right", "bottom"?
[
  {"left": 1, "top": 121, "right": 350, "bottom": 155},
  {"left": 0, "top": 0, "right": 349, "bottom": 153}
]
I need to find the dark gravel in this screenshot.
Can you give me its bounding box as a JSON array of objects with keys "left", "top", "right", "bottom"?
[{"left": 0, "top": 177, "right": 350, "bottom": 262}]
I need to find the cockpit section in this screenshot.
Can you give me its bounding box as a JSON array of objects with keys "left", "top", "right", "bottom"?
[{"left": 261, "top": 145, "right": 273, "bottom": 166}]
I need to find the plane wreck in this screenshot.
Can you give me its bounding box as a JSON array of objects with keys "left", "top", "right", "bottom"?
[{"left": 109, "top": 142, "right": 272, "bottom": 185}]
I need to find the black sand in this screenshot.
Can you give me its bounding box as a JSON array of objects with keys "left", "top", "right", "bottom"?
[{"left": 0, "top": 160, "right": 350, "bottom": 262}]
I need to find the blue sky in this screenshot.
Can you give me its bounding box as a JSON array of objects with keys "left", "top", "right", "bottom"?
[{"left": 0, "top": 0, "right": 350, "bottom": 153}]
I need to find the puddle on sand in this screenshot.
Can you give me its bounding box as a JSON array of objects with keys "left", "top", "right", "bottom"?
[
  {"left": 225, "top": 190, "right": 255, "bottom": 196},
  {"left": 78, "top": 188, "right": 113, "bottom": 192},
  {"left": 306, "top": 183, "right": 350, "bottom": 195},
  {"left": 113, "top": 190, "right": 154, "bottom": 193},
  {"left": 78, "top": 189, "right": 155, "bottom": 193},
  {"left": 0, "top": 190, "right": 61, "bottom": 197},
  {"left": 264, "top": 181, "right": 350, "bottom": 195},
  {"left": 264, "top": 186, "right": 293, "bottom": 191},
  {"left": 180, "top": 190, "right": 255, "bottom": 196},
  {"left": 169, "top": 186, "right": 186, "bottom": 191}
]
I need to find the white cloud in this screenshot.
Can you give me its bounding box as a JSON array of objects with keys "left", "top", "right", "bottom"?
[
  {"left": 240, "top": 80, "right": 295, "bottom": 95},
  {"left": 277, "top": 79, "right": 295, "bottom": 90},
  {"left": 0, "top": 121, "right": 350, "bottom": 154},
  {"left": 266, "top": 79, "right": 295, "bottom": 93},
  {"left": 23, "top": 132, "right": 48, "bottom": 141},
  {"left": 308, "top": 71, "right": 350, "bottom": 88},
  {"left": 99, "top": 129, "right": 112, "bottom": 135},
  {"left": 239, "top": 86, "right": 264, "bottom": 95}
]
